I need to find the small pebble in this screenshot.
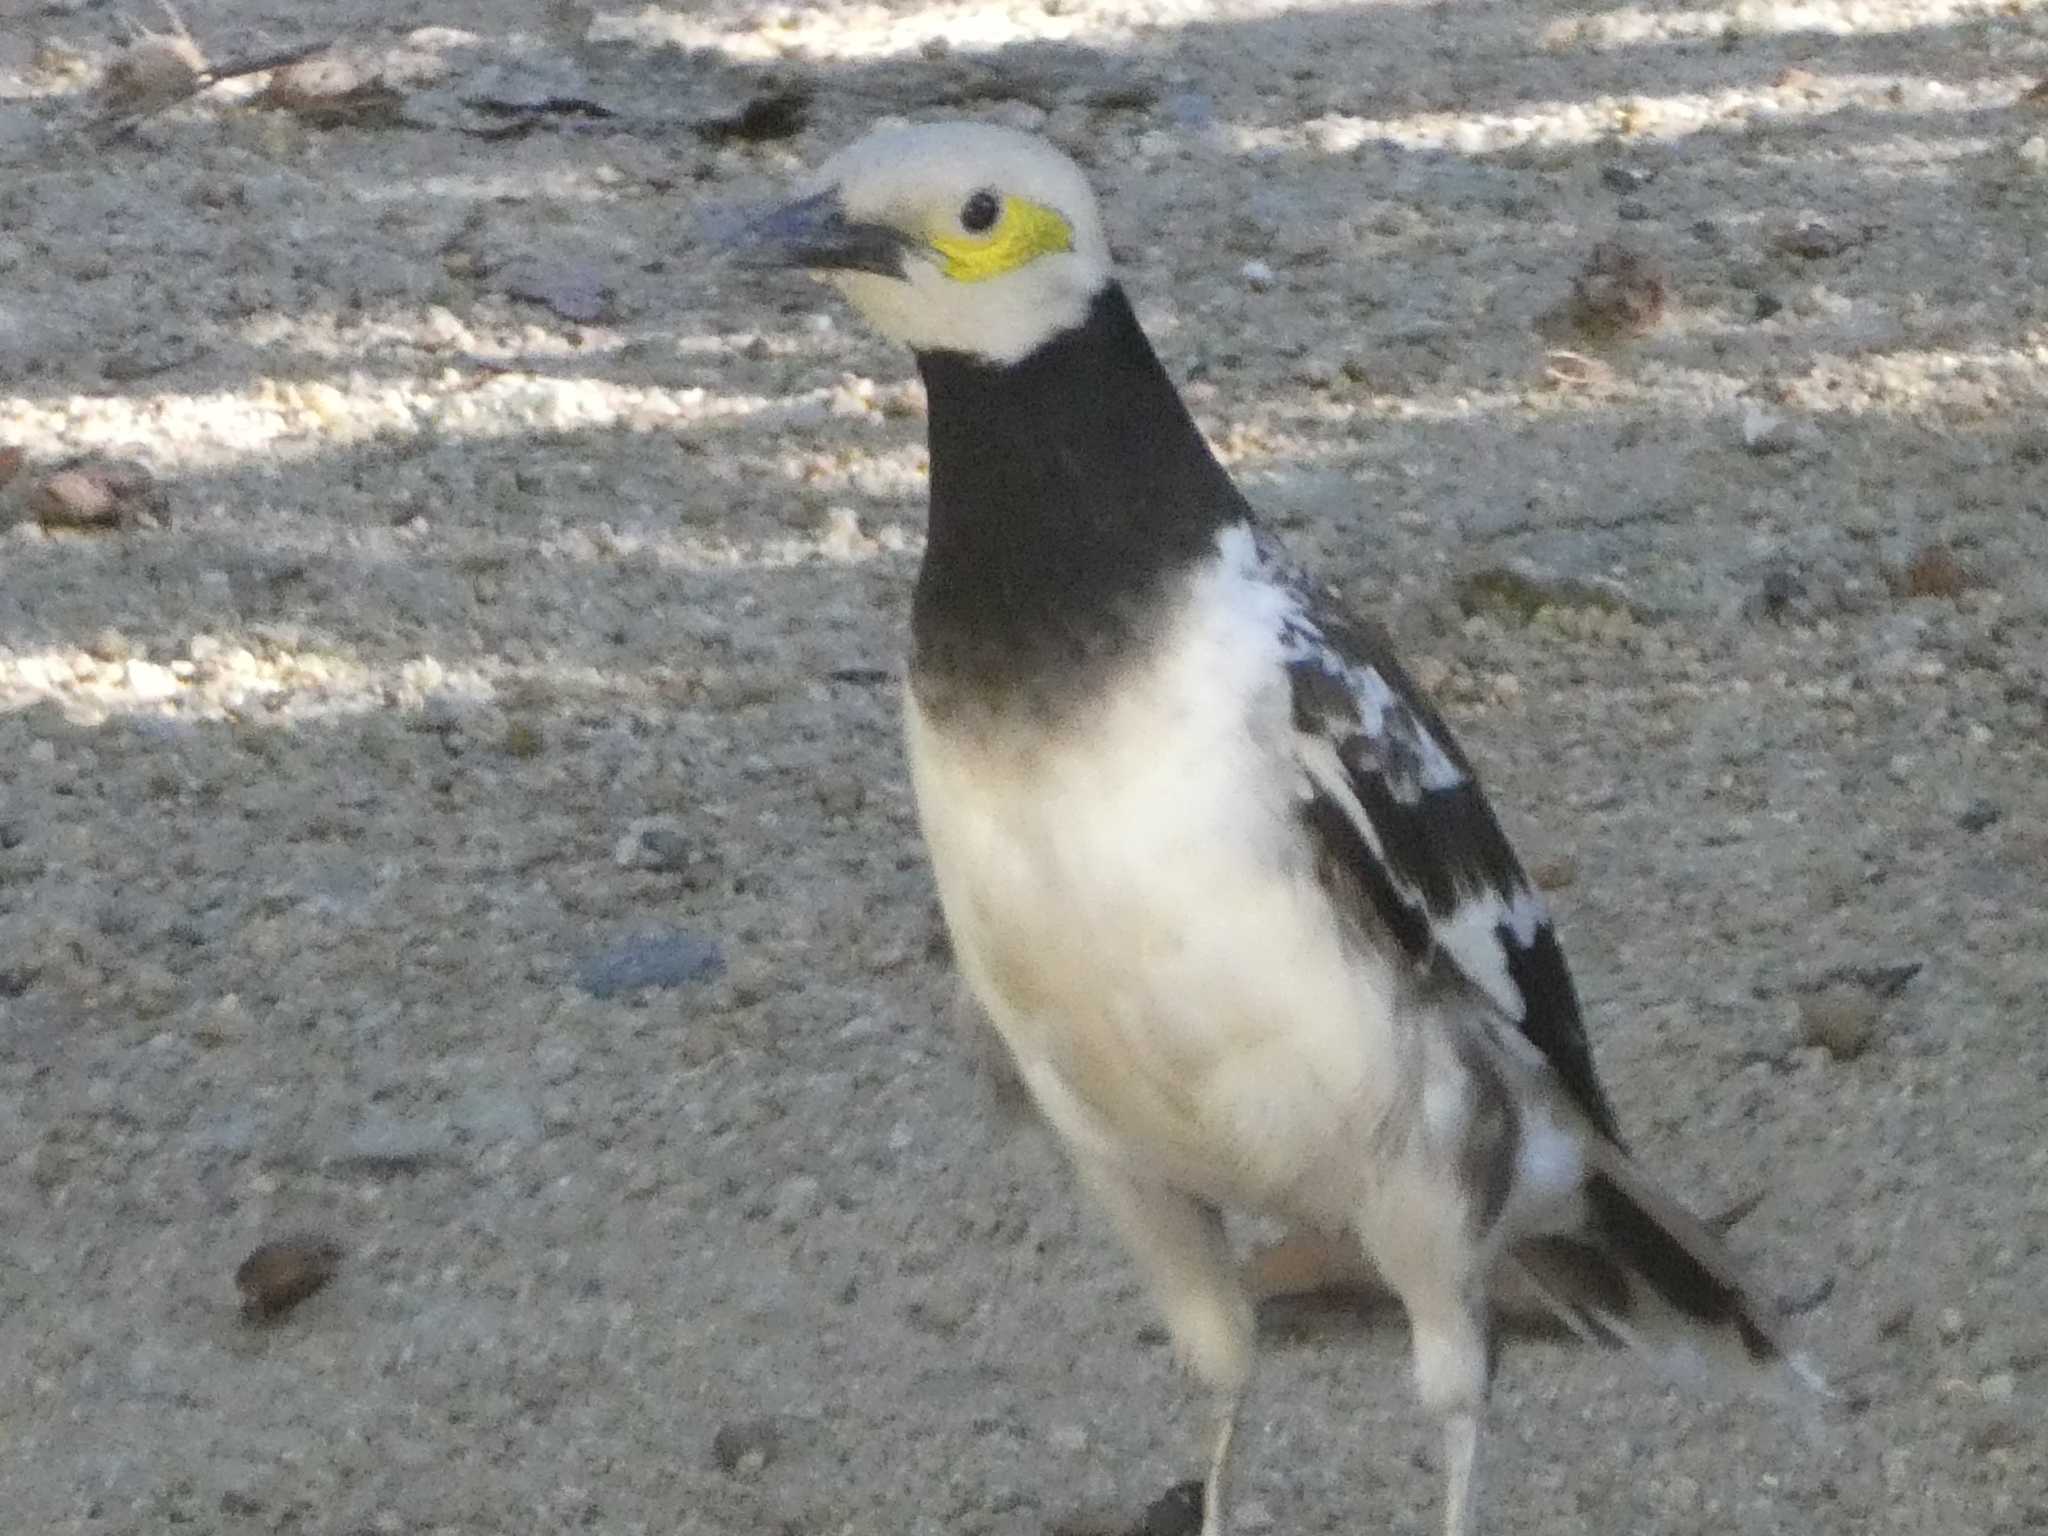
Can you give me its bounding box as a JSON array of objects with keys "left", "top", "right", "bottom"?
[
  {"left": 1240, "top": 260, "right": 1276, "bottom": 292},
  {"left": 1756, "top": 565, "right": 1805, "bottom": 619},
  {"left": 24, "top": 458, "right": 169, "bottom": 531},
  {"left": 711, "top": 1416, "right": 782, "bottom": 1476},
  {"left": 1897, "top": 544, "right": 1974, "bottom": 600},
  {"left": 1937, "top": 1307, "right": 1970, "bottom": 1343},
  {"left": 236, "top": 1234, "right": 343, "bottom": 1323},
  {"left": 576, "top": 930, "right": 726, "bottom": 998},
  {"left": 1798, "top": 985, "right": 1883, "bottom": 1060},
  {"left": 1956, "top": 799, "right": 2001, "bottom": 833}
]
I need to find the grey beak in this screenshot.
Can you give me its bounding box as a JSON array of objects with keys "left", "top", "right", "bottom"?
[{"left": 733, "top": 188, "right": 916, "bottom": 279}]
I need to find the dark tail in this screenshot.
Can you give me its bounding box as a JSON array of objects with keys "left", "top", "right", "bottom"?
[{"left": 1513, "top": 1142, "right": 1822, "bottom": 1393}]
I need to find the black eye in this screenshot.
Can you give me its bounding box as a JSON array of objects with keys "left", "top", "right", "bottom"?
[{"left": 959, "top": 191, "right": 1001, "bottom": 233}]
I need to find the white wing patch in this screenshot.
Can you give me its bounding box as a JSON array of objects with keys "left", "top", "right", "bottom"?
[
  {"left": 1226, "top": 523, "right": 1557, "bottom": 1028},
  {"left": 1295, "top": 648, "right": 1468, "bottom": 797},
  {"left": 1433, "top": 886, "right": 1547, "bottom": 1021},
  {"left": 1216, "top": 525, "right": 1619, "bottom": 1136},
  {"left": 1220, "top": 525, "right": 1467, "bottom": 805},
  {"left": 1297, "top": 736, "right": 1545, "bottom": 1023}
]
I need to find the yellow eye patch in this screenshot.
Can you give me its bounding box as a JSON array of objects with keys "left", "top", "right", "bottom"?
[{"left": 926, "top": 197, "right": 1074, "bottom": 283}]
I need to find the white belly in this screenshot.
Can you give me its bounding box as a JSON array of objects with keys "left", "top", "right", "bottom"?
[{"left": 905, "top": 593, "right": 1410, "bottom": 1220}]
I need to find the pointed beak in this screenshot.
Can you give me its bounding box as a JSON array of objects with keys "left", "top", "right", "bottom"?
[{"left": 733, "top": 188, "right": 917, "bottom": 279}]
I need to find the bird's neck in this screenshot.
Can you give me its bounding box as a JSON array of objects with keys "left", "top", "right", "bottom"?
[{"left": 909, "top": 282, "right": 1249, "bottom": 719}]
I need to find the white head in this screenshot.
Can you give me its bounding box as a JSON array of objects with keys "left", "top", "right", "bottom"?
[{"left": 742, "top": 122, "right": 1114, "bottom": 366}]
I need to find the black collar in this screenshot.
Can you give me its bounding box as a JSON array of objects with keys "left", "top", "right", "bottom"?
[{"left": 910, "top": 283, "right": 1250, "bottom": 722}]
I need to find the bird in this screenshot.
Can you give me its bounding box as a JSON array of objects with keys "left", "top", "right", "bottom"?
[{"left": 740, "top": 121, "right": 1814, "bottom": 1536}]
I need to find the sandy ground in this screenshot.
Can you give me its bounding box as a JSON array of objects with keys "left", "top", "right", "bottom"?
[{"left": 3, "top": 0, "right": 2047, "bottom": 1532}]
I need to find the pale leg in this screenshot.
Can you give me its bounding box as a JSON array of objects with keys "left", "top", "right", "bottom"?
[
  {"left": 1401, "top": 1303, "right": 1489, "bottom": 1536},
  {"left": 1199, "top": 1389, "right": 1241, "bottom": 1536},
  {"left": 1366, "top": 1193, "right": 1492, "bottom": 1536},
  {"left": 1441, "top": 1409, "right": 1480, "bottom": 1536},
  {"left": 1075, "top": 1160, "right": 1255, "bottom": 1535}
]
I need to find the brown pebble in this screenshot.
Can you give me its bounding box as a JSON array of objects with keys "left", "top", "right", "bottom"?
[
  {"left": 28, "top": 469, "right": 116, "bottom": 528},
  {"left": 1896, "top": 544, "right": 1975, "bottom": 600},
  {"left": 235, "top": 1234, "right": 343, "bottom": 1322},
  {"left": 1528, "top": 856, "right": 1579, "bottom": 892},
  {"left": 1800, "top": 984, "right": 1883, "bottom": 1060},
  {"left": 26, "top": 458, "right": 170, "bottom": 532},
  {"left": 0, "top": 445, "right": 23, "bottom": 488}
]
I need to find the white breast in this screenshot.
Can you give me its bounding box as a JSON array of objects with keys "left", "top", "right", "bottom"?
[{"left": 905, "top": 551, "right": 1413, "bottom": 1220}]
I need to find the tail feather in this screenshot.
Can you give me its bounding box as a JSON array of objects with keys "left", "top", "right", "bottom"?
[{"left": 1513, "top": 1139, "right": 1821, "bottom": 1393}]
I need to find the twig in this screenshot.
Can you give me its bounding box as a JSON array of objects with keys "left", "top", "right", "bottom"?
[{"left": 205, "top": 38, "right": 336, "bottom": 86}]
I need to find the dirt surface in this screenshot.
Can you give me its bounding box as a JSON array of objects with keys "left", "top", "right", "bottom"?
[{"left": 3, "top": 2, "right": 2047, "bottom": 1532}]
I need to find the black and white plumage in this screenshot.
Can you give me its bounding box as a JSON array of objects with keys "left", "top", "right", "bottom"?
[{"left": 745, "top": 121, "right": 1808, "bottom": 1536}]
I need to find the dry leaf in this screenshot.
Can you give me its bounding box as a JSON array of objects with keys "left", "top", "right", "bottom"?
[
  {"left": 100, "top": 29, "right": 207, "bottom": 117},
  {"left": 1567, "top": 242, "right": 1666, "bottom": 339},
  {"left": 259, "top": 54, "right": 406, "bottom": 129}
]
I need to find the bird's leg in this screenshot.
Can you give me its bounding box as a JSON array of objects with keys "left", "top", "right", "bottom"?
[
  {"left": 1368, "top": 1209, "right": 1492, "bottom": 1536},
  {"left": 1199, "top": 1385, "right": 1242, "bottom": 1536},
  {"left": 1073, "top": 1160, "right": 1255, "bottom": 1535},
  {"left": 1441, "top": 1409, "right": 1481, "bottom": 1536}
]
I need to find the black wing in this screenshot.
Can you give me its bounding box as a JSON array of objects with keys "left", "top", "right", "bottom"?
[{"left": 1274, "top": 568, "right": 1621, "bottom": 1143}]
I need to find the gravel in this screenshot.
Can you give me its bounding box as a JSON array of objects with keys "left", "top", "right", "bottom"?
[{"left": 3, "top": 1, "right": 2047, "bottom": 1533}]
